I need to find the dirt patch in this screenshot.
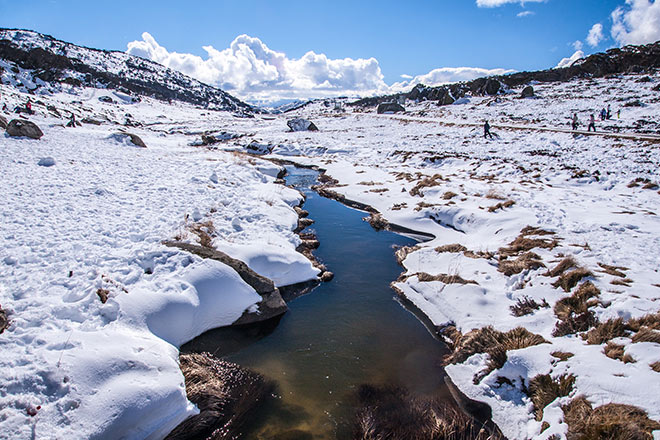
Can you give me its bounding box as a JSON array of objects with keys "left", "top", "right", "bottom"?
[{"left": 166, "top": 352, "right": 275, "bottom": 440}]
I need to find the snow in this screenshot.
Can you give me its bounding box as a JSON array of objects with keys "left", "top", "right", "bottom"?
[{"left": 2, "top": 47, "right": 660, "bottom": 439}]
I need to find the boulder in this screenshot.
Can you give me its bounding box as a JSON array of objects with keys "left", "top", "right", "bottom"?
[
  {"left": 109, "top": 132, "right": 147, "bottom": 148},
  {"left": 521, "top": 85, "right": 534, "bottom": 98},
  {"left": 287, "top": 118, "right": 318, "bottom": 132},
  {"left": 483, "top": 79, "right": 501, "bottom": 96},
  {"left": 437, "top": 90, "right": 456, "bottom": 106},
  {"left": 0, "top": 114, "right": 7, "bottom": 130},
  {"left": 377, "top": 102, "right": 405, "bottom": 114},
  {"left": 98, "top": 95, "right": 115, "bottom": 103},
  {"left": 6, "top": 119, "right": 43, "bottom": 139},
  {"left": 0, "top": 306, "right": 8, "bottom": 333}
]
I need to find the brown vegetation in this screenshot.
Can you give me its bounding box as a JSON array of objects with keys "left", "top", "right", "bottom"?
[
  {"left": 551, "top": 351, "right": 574, "bottom": 362},
  {"left": 443, "top": 191, "right": 458, "bottom": 200},
  {"left": 552, "top": 268, "right": 594, "bottom": 292},
  {"left": 189, "top": 220, "right": 216, "bottom": 248},
  {"left": 603, "top": 342, "right": 636, "bottom": 363},
  {"left": 510, "top": 295, "right": 549, "bottom": 316},
  {"left": 96, "top": 288, "right": 109, "bottom": 304},
  {"left": 409, "top": 174, "right": 446, "bottom": 197},
  {"left": 487, "top": 200, "right": 516, "bottom": 212},
  {"left": 585, "top": 318, "right": 626, "bottom": 345},
  {"left": 545, "top": 257, "right": 578, "bottom": 278},
  {"left": 597, "top": 262, "right": 628, "bottom": 278},
  {"left": 499, "top": 233, "right": 559, "bottom": 258},
  {"left": 352, "top": 385, "right": 500, "bottom": 440},
  {"left": 403, "top": 272, "right": 478, "bottom": 285},
  {"left": 631, "top": 327, "right": 660, "bottom": 344},
  {"left": 562, "top": 396, "right": 660, "bottom": 440},
  {"left": 364, "top": 213, "right": 389, "bottom": 231},
  {"left": 435, "top": 243, "right": 468, "bottom": 253},
  {"left": 0, "top": 306, "right": 9, "bottom": 334},
  {"left": 527, "top": 374, "right": 575, "bottom": 421},
  {"left": 394, "top": 245, "right": 421, "bottom": 265},
  {"left": 585, "top": 312, "right": 660, "bottom": 348},
  {"left": 499, "top": 252, "right": 545, "bottom": 276},
  {"left": 650, "top": 361, "right": 660, "bottom": 373},
  {"left": 553, "top": 281, "right": 601, "bottom": 337}
]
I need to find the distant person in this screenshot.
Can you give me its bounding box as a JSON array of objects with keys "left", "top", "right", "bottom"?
[
  {"left": 1, "top": 103, "right": 7, "bottom": 112},
  {"left": 484, "top": 120, "right": 493, "bottom": 139},
  {"left": 572, "top": 113, "right": 579, "bottom": 130},
  {"left": 588, "top": 114, "right": 596, "bottom": 132},
  {"left": 617, "top": 109, "right": 621, "bottom": 119},
  {"left": 67, "top": 112, "right": 77, "bottom": 128},
  {"left": 26, "top": 98, "right": 32, "bottom": 113},
  {"left": 606, "top": 104, "right": 611, "bottom": 120},
  {"left": 600, "top": 108, "right": 606, "bottom": 121}
]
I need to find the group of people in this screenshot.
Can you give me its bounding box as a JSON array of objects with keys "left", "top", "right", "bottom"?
[{"left": 571, "top": 104, "right": 620, "bottom": 132}]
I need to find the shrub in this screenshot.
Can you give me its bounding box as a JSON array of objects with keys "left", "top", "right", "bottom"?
[
  {"left": 546, "top": 257, "right": 578, "bottom": 278},
  {"left": 527, "top": 374, "right": 575, "bottom": 421},
  {"left": 510, "top": 295, "right": 549, "bottom": 316},
  {"left": 603, "top": 342, "right": 636, "bottom": 364},
  {"left": 499, "top": 252, "right": 545, "bottom": 276},
  {"left": 585, "top": 318, "right": 626, "bottom": 345}
]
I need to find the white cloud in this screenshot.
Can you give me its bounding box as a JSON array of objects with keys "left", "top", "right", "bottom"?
[
  {"left": 573, "top": 40, "right": 584, "bottom": 51},
  {"left": 611, "top": 0, "right": 660, "bottom": 45},
  {"left": 587, "top": 23, "right": 605, "bottom": 47},
  {"left": 127, "top": 32, "right": 515, "bottom": 104},
  {"left": 555, "top": 50, "right": 584, "bottom": 68},
  {"left": 517, "top": 11, "right": 535, "bottom": 17},
  {"left": 127, "top": 32, "right": 390, "bottom": 102},
  {"left": 390, "top": 67, "right": 516, "bottom": 92},
  {"left": 476, "top": 0, "right": 545, "bottom": 7}
]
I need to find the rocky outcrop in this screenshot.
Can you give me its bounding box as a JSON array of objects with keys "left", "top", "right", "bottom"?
[
  {"left": 287, "top": 118, "right": 318, "bottom": 132},
  {"left": 166, "top": 353, "right": 274, "bottom": 440},
  {"left": 0, "top": 306, "right": 8, "bottom": 333},
  {"left": 521, "top": 85, "right": 534, "bottom": 98},
  {"left": 0, "top": 114, "right": 8, "bottom": 130},
  {"left": 377, "top": 102, "right": 405, "bottom": 114},
  {"left": 110, "top": 132, "right": 147, "bottom": 148},
  {"left": 162, "top": 241, "right": 288, "bottom": 325},
  {"left": 6, "top": 119, "right": 43, "bottom": 139}
]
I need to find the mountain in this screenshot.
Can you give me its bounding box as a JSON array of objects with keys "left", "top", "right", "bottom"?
[
  {"left": 0, "top": 28, "right": 254, "bottom": 115},
  {"left": 351, "top": 40, "right": 660, "bottom": 107}
]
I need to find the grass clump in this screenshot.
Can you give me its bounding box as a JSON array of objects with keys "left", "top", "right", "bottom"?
[
  {"left": 487, "top": 200, "right": 516, "bottom": 212},
  {"left": 527, "top": 373, "right": 575, "bottom": 421},
  {"left": 585, "top": 318, "right": 626, "bottom": 345},
  {"left": 650, "top": 361, "right": 660, "bottom": 372},
  {"left": 597, "top": 262, "right": 628, "bottom": 278},
  {"left": 411, "top": 272, "right": 478, "bottom": 285},
  {"left": 545, "top": 257, "right": 578, "bottom": 278},
  {"left": 631, "top": 327, "right": 660, "bottom": 344},
  {"left": 499, "top": 252, "right": 545, "bottom": 276},
  {"left": 563, "top": 396, "right": 660, "bottom": 440},
  {"left": 603, "top": 342, "right": 636, "bottom": 363},
  {"left": 499, "top": 232, "right": 559, "bottom": 258},
  {"left": 552, "top": 281, "right": 601, "bottom": 337},
  {"left": 409, "top": 174, "right": 445, "bottom": 197},
  {"left": 364, "top": 213, "right": 389, "bottom": 231},
  {"left": 551, "top": 351, "right": 574, "bottom": 362},
  {"left": 446, "top": 326, "right": 547, "bottom": 383},
  {"left": 552, "top": 268, "right": 594, "bottom": 292},
  {"left": 442, "top": 191, "right": 458, "bottom": 200},
  {"left": 510, "top": 295, "right": 549, "bottom": 317},
  {"left": 435, "top": 243, "right": 468, "bottom": 253}
]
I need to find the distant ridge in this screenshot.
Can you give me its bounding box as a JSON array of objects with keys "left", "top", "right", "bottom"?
[
  {"left": 0, "top": 28, "right": 254, "bottom": 114},
  {"left": 351, "top": 40, "right": 660, "bottom": 107}
]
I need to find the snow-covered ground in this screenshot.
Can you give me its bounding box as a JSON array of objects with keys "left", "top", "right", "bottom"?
[{"left": 2, "top": 61, "right": 660, "bottom": 439}]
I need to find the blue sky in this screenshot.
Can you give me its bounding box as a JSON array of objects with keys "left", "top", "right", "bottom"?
[{"left": 1, "top": 0, "right": 658, "bottom": 103}]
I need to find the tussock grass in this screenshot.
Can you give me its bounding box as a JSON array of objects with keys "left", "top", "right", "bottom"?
[
  {"left": 597, "top": 262, "right": 628, "bottom": 278},
  {"left": 487, "top": 200, "right": 515, "bottom": 212},
  {"left": 352, "top": 385, "right": 499, "bottom": 440},
  {"left": 499, "top": 252, "right": 545, "bottom": 276},
  {"left": 365, "top": 213, "right": 389, "bottom": 231},
  {"left": 411, "top": 272, "right": 478, "bottom": 285},
  {"left": 394, "top": 245, "right": 420, "bottom": 265},
  {"left": 485, "top": 189, "right": 506, "bottom": 200},
  {"left": 604, "top": 342, "right": 636, "bottom": 363},
  {"left": 650, "top": 361, "right": 660, "bottom": 372},
  {"left": 409, "top": 174, "right": 446, "bottom": 197},
  {"left": 435, "top": 243, "right": 467, "bottom": 253},
  {"left": 628, "top": 312, "right": 660, "bottom": 332},
  {"left": 520, "top": 226, "right": 555, "bottom": 236},
  {"left": 446, "top": 326, "right": 547, "bottom": 383},
  {"left": 563, "top": 396, "right": 660, "bottom": 440},
  {"left": 527, "top": 374, "right": 575, "bottom": 421},
  {"left": 585, "top": 318, "right": 626, "bottom": 345},
  {"left": 545, "top": 257, "right": 577, "bottom": 278},
  {"left": 189, "top": 220, "right": 215, "bottom": 248},
  {"left": 510, "top": 295, "right": 549, "bottom": 316},
  {"left": 442, "top": 191, "right": 458, "bottom": 200},
  {"left": 414, "top": 201, "right": 439, "bottom": 211},
  {"left": 552, "top": 268, "right": 594, "bottom": 292},
  {"left": 553, "top": 281, "right": 600, "bottom": 337},
  {"left": 499, "top": 234, "right": 559, "bottom": 258},
  {"left": 611, "top": 278, "right": 634, "bottom": 286},
  {"left": 631, "top": 327, "right": 660, "bottom": 344},
  {"left": 551, "top": 351, "right": 574, "bottom": 362}
]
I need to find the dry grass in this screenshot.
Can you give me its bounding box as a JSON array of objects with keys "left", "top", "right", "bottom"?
[
  {"left": 527, "top": 374, "right": 575, "bottom": 421},
  {"left": 585, "top": 318, "right": 627, "bottom": 345},
  {"left": 391, "top": 202, "right": 407, "bottom": 211},
  {"left": 435, "top": 243, "right": 468, "bottom": 253},
  {"left": 510, "top": 295, "right": 549, "bottom": 316},
  {"left": 563, "top": 396, "right": 660, "bottom": 440},
  {"left": 446, "top": 326, "right": 547, "bottom": 383},
  {"left": 631, "top": 327, "right": 660, "bottom": 344},
  {"left": 545, "top": 257, "right": 577, "bottom": 278},
  {"left": 552, "top": 268, "right": 594, "bottom": 292},
  {"left": 394, "top": 245, "right": 420, "bottom": 265},
  {"left": 409, "top": 174, "right": 446, "bottom": 197},
  {"left": 487, "top": 200, "right": 515, "bottom": 212},
  {"left": 499, "top": 252, "right": 545, "bottom": 276},
  {"left": 650, "top": 361, "right": 660, "bottom": 372},
  {"left": 411, "top": 272, "right": 478, "bottom": 285},
  {"left": 364, "top": 213, "right": 389, "bottom": 231},
  {"left": 628, "top": 312, "right": 660, "bottom": 332},
  {"left": 499, "top": 234, "right": 559, "bottom": 258},
  {"left": 352, "top": 385, "right": 499, "bottom": 440},
  {"left": 96, "top": 288, "right": 109, "bottom": 304},
  {"left": 520, "top": 226, "right": 556, "bottom": 236},
  {"left": 603, "top": 342, "right": 636, "bottom": 363},
  {"left": 611, "top": 278, "right": 634, "bottom": 286},
  {"left": 442, "top": 191, "right": 458, "bottom": 200},
  {"left": 485, "top": 189, "right": 506, "bottom": 200},
  {"left": 597, "top": 262, "right": 629, "bottom": 278},
  {"left": 189, "top": 220, "right": 215, "bottom": 248},
  {"left": 553, "top": 281, "right": 601, "bottom": 337},
  {"left": 414, "top": 201, "right": 439, "bottom": 211},
  {"left": 551, "top": 351, "right": 574, "bottom": 362}
]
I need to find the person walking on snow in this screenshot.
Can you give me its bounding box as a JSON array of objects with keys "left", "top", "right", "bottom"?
[
  {"left": 572, "top": 113, "right": 579, "bottom": 130},
  {"left": 606, "top": 104, "right": 611, "bottom": 120},
  {"left": 26, "top": 98, "right": 32, "bottom": 113},
  {"left": 588, "top": 114, "right": 596, "bottom": 132},
  {"left": 484, "top": 120, "right": 493, "bottom": 139}
]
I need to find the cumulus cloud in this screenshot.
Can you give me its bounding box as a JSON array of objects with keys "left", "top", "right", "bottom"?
[
  {"left": 476, "top": 0, "right": 545, "bottom": 7},
  {"left": 127, "top": 32, "right": 390, "bottom": 102},
  {"left": 390, "top": 67, "right": 516, "bottom": 92},
  {"left": 611, "top": 0, "right": 660, "bottom": 45},
  {"left": 555, "top": 50, "right": 584, "bottom": 68},
  {"left": 573, "top": 40, "right": 584, "bottom": 51},
  {"left": 587, "top": 23, "right": 605, "bottom": 47},
  {"left": 517, "top": 11, "right": 535, "bottom": 17}
]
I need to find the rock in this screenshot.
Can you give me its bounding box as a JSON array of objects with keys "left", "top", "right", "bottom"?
[
  {"left": 109, "top": 132, "right": 147, "bottom": 148},
  {"left": 521, "top": 85, "right": 534, "bottom": 98},
  {"left": 81, "top": 118, "right": 102, "bottom": 125},
  {"left": 246, "top": 141, "right": 273, "bottom": 155},
  {"left": 0, "top": 114, "right": 7, "bottom": 130},
  {"left": 320, "top": 271, "right": 334, "bottom": 282},
  {"left": 0, "top": 306, "right": 8, "bottom": 333},
  {"left": 438, "top": 90, "right": 456, "bottom": 106},
  {"left": 483, "top": 79, "right": 501, "bottom": 96},
  {"left": 6, "top": 119, "right": 43, "bottom": 139},
  {"left": 287, "top": 118, "right": 318, "bottom": 132},
  {"left": 377, "top": 102, "right": 405, "bottom": 114},
  {"left": 37, "top": 157, "right": 56, "bottom": 167},
  {"left": 98, "top": 95, "right": 115, "bottom": 103}
]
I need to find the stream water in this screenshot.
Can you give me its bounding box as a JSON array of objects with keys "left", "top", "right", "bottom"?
[{"left": 183, "top": 166, "right": 453, "bottom": 439}]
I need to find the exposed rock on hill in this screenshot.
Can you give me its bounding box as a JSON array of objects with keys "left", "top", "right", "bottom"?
[
  {"left": 6, "top": 119, "right": 43, "bottom": 139},
  {"left": 0, "top": 28, "right": 254, "bottom": 115}
]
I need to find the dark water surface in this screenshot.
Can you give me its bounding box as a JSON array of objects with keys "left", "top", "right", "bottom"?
[{"left": 184, "top": 166, "right": 452, "bottom": 439}]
